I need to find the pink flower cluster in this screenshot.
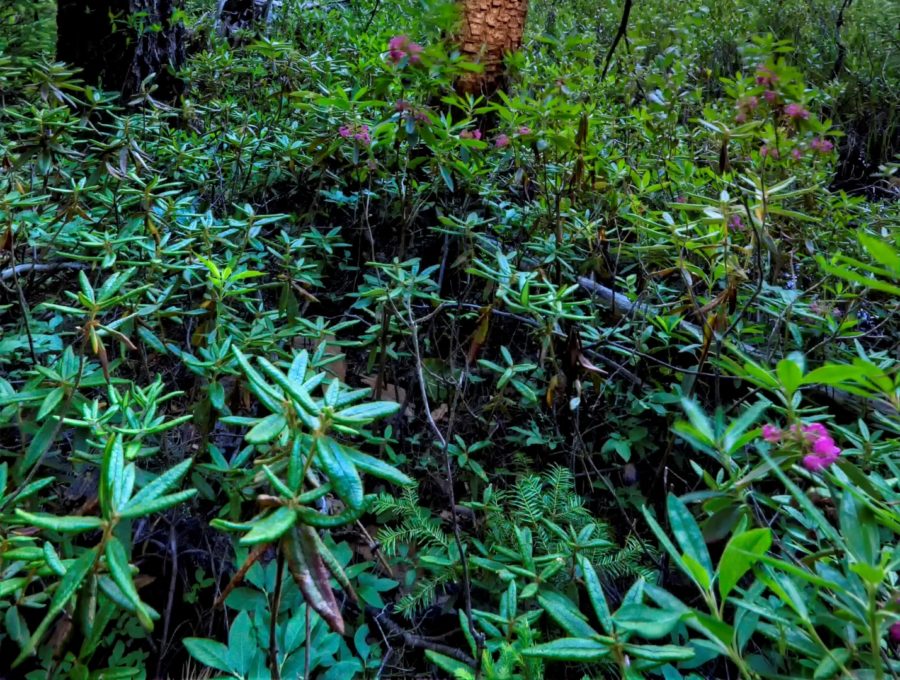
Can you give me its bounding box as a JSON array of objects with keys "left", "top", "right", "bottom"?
[
  {"left": 495, "top": 134, "right": 510, "bottom": 148},
  {"left": 460, "top": 129, "right": 482, "bottom": 140},
  {"left": 760, "top": 145, "right": 779, "bottom": 159},
  {"left": 784, "top": 103, "right": 809, "bottom": 121},
  {"left": 762, "top": 422, "right": 842, "bottom": 472},
  {"left": 755, "top": 65, "right": 779, "bottom": 88},
  {"left": 395, "top": 100, "right": 430, "bottom": 125},
  {"left": 811, "top": 137, "right": 834, "bottom": 154},
  {"left": 388, "top": 35, "right": 423, "bottom": 65},
  {"left": 339, "top": 124, "right": 371, "bottom": 145},
  {"left": 735, "top": 96, "right": 758, "bottom": 123}
]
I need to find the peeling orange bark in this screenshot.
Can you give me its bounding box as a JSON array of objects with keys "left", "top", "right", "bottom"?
[{"left": 456, "top": 0, "right": 529, "bottom": 96}]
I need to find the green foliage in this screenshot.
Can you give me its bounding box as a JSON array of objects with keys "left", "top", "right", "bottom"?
[{"left": 1, "top": 0, "right": 899, "bottom": 678}]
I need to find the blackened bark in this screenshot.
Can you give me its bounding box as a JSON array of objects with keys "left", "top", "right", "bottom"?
[
  {"left": 218, "top": 0, "right": 264, "bottom": 38},
  {"left": 56, "top": 0, "right": 186, "bottom": 99}
]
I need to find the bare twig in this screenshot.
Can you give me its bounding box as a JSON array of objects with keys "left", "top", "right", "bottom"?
[{"left": 600, "top": 0, "right": 634, "bottom": 80}]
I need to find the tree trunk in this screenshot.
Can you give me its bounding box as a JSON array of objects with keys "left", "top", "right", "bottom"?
[
  {"left": 456, "top": 0, "right": 528, "bottom": 96},
  {"left": 56, "top": 0, "right": 186, "bottom": 99}
]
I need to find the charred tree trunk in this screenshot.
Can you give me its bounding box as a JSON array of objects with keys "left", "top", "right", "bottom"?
[
  {"left": 456, "top": 0, "right": 528, "bottom": 96},
  {"left": 217, "top": 0, "right": 274, "bottom": 39},
  {"left": 56, "top": 0, "right": 186, "bottom": 99}
]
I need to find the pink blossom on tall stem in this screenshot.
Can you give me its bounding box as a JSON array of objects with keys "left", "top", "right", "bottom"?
[
  {"left": 792, "top": 147, "right": 803, "bottom": 161},
  {"left": 798, "top": 421, "right": 842, "bottom": 472},
  {"left": 760, "top": 145, "right": 779, "bottom": 159},
  {"left": 494, "top": 134, "right": 510, "bottom": 148}
]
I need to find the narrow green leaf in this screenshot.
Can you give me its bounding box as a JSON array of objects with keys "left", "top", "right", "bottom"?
[
  {"left": 578, "top": 555, "right": 612, "bottom": 634},
  {"left": 244, "top": 413, "right": 287, "bottom": 444},
  {"left": 523, "top": 638, "right": 610, "bottom": 661},
  {"left": 15, "top": 510, "right": 104, "bottom": 534},
  {"left": 315, "top": 437, "right": 364, "bottom": 509},
  {"left": 240, "top": 506, "right": 296, "bottom": 545},
  {"left": 118, "top": 489, "right": 198, "bottom": 519},
  {"left": 667, "top": 494, "right": 713, "bottom": 582},
  {"left": 105, "top": 538, "right": 153, "bottom": 630},
  {"left": 13, "top": 548, "right": 97, "bottom": 667}
]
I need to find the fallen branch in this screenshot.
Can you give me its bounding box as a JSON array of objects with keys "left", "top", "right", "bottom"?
[
  {"left": 1, "top": 261, "right": 86, "bottom": 282},
  {"left": 366, "top": 606, "right": 476, "bottom": 668},
  {"left": 577, "top": 276, "right": 896, "bottom": 416}
]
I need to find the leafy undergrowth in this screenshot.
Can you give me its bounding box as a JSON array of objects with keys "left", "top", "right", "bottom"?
[{"left": 1, "top": 0, "right": 899, "bottom": 679}]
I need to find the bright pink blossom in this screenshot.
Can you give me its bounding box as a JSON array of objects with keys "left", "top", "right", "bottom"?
[
  {"left": 387, "top": 35, "right": 423, "bottom": 64},
  {"left": 762, "top": 424, "right": 781, "bottom": 443},
  {"left": 517, "top": 126, "right": 532, "bottom": 135},
  {"left": 729, "top": 214, "right": 744, "bottom": 230},
  {"left": 891, "top": 621, "right": 900, "bottom": 644},
  {"left": 494, "top": 134, "right": 510, "bottom": 148},
  {"left": 798, "top": 422, "right": 842, "bottom": 472},
  {"left": 339, "top": 125, "right": 352, "bottom": 138},
  {"left": 785, "top": 103, "right": 809, "bottom": 120}
]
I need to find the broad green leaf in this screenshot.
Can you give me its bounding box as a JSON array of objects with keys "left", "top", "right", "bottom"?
[
  {"left": 184, "top": 638, "right": 233, "bottom": 674},
  {"left": 240, "top": 506, "right": 296, "bottom": 545},
  {"left": 37, "top": 386, "right": 65, "bottom": 420},
  {"left": 718, "top": 528, "right": 771, "bottom": 599},
  {"left": 680, "top": 399, "right": 714, "bottom": 444},
  {"left": 424, "top": 650, "right": 473, "bottom": 677}
]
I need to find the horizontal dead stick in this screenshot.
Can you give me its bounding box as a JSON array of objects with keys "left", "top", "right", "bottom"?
[
  {"left": 577, "top": 276, "right": 896, "bottom": 417},
  {"left": 366, "top": 605, "right": 476, "bottom": 667},
  {"left": 1, "top": 262, "right": 86, "bottom": 282}
]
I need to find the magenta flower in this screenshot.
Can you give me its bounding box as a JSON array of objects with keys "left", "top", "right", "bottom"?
[
  {"left": 353, "top": 124, "right": 371, "bottom": 144},
  {"left": 495, "top": 134, "right": 510, "bottom": 148},
  {"left": 785, "top": 103, "right": 809, "bottom": 120},
  {"left": 760, "top": 145, "right": 779, "bottom": 159},
  {"left": 755, "top": 65, "right": 778, "bottom": 87},
  {"left": 743, "top": 96, "right": 759, "bottom": 110},
  {"left": 729, "top": 214, "right": 744, "bottom": 230},
  {"left": 387, "top": 35, "right": 423, "bottom": 64},
  {"left": 891, "top": 621, "right": 900, "bottom": 644},
  {"left": 764, "top": 90, "right": 778, "bottom": 104},
  {"left": 517, "top": 126, "right": 532, "bottom": 136},
  {"left": 460, "top": 129, "right": 482, "bottom": 140},
  {"left": 762, "top": 424, "right": 781, "bottom": 443},
  {"left": 811, "top": 137, "right": 834, "bottom": 154},
  {"left": 798, "top": 422, "right": 842, "bottom": 472},
  {"left": 792, "top": 147, "right": 803, "bottom": 161},
  {"left": 339, "top": 125, "right": 352, "bottom": 138}
]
